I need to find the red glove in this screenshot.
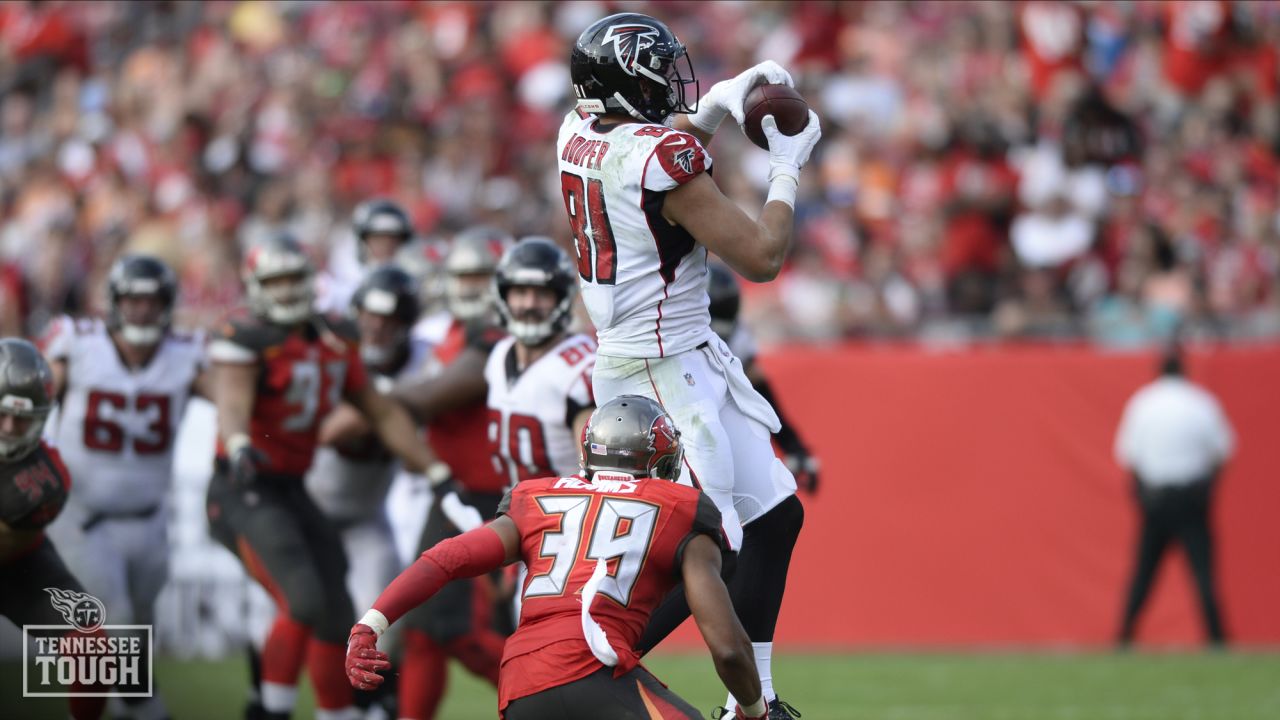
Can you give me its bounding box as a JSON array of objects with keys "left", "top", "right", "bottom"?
[
  {"left": 345, "top": 624, "right": 390, "bottom": 691},
  {"left": 736, "top": 708, "right": 768, "bottom": 720}
]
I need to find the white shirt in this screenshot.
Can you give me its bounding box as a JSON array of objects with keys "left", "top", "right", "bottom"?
[
  {"left": 1114, "top": 376, "right": 1235, "bottom": 487},
  {"left": 484, "top": 334, "right": 596, "bottom": 489},
  {"left": 556, "top": 110, "right": 715, "bottom": 359},
  {"left": 43, "top": 317, "right": 206, "bottom": 513}
]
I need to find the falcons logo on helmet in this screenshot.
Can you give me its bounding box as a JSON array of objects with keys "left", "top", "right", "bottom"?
[{"left": 603, "top": 24, "right": 660, "bottom": 77}]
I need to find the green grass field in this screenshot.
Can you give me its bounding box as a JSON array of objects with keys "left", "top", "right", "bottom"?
[{"left": 5, "top": 651, "right": 1280, "bottom": 719}]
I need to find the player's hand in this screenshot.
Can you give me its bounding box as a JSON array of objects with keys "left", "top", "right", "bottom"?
[
  {"left": 689, "top": 61, "right": 794, "bottom": 134},
  {"left": 762, "top": 111, "right": 821, "bottom": 183},
  {"left": 229, "top": 443, "right": 269, "bottom": 487},
  {"left": 785, "top": 451, "right": 820, "bottom": 495},
  {"left": 345, "top": 624, "right": 390, "bottom": 691}
]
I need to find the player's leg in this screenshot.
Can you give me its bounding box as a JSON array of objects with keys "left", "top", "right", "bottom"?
[
  {"left": 593, "top": 350, "right": 744, "bottom": 549},
  {"left": 717, "top": 403, "right": 803, "bottom": 713},
  {"left": 416, "top": 491, "right": 506, "bottom": 682},
  {"left": 120, "top": 510, "right": 173, "bottom": 720},
  {"left": 208, "top": 471, "right": 327, "bottom": 719},
  {"left": 0, "top": 539, "right": 109, "bottom": 719},
  {"left": 1175, "top": 482, "right": 1226, "bottom": 645},
  {"left": 1118, "top": 489, "right": 1174, "bottom": 645},
  {"left": 293, "top": 483, "right": 361, "bottom": 718}
]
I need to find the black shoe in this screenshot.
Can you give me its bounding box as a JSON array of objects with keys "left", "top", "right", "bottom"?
[{"left": 769, "top": 697, "right": 802, "bottom": 718}]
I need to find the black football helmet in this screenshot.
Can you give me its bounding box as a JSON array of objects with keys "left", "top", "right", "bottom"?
[
  {"left": 571, "top": 13, "right": 698, "bottom": 124},
  {"left": 706, "top": 261, "right": 741, "bottom": 343},
  {"left": 243, "top": 233, "right": 314, "bottom": 325},
  {"left": 352, "top": 199, "right": 413, "bottom": 265},
  {"left": 106, "top": 254, "right": 177, "bottom": 346},
  {"left": 581, "top": 395, "right": 683, "bottom": 482},
  {"left": 494, "top": 237, "right": 578, "bottom": 348},
  {"left": 351, "top": 264, "right": 420, "bottom": 368},
  {"left": 0, "top": 338, "right": 54, "bottom": 462}
]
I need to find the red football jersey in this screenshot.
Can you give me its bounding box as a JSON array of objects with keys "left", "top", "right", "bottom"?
[
  {"left": 0, "top": 441, "right": 72, "bottom": 559},
  {"left": 495, "top": 474, "right": 725, "bottom": 712},
  {"left": 210, "top": 315, "right": 367, "bottom": 476},
  {"left": 427, "top": 319, "right": 507, "bottom": 494}
]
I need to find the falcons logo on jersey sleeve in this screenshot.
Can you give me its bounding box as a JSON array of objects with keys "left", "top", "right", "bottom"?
[{"left": 603, "top": 24, "right": 660, "bottom": 76}]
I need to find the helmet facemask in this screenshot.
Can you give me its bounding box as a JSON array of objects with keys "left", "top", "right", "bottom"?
[
  {"left": 496, "top": 282, "right": 574, "bottom": 348},
  {"left": 0, "top": 399, "right": 50, "bottom": 462},
  {"left": 250, "top": 271, "right": 314, "bottom": 325},
  {"left": 113, "top": 292, "right": 170, "bottom": 347}
]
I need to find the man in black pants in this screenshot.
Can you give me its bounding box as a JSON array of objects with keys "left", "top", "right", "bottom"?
[{"left": 1114, "top": 347, "right": 1234, "bottom": 647}]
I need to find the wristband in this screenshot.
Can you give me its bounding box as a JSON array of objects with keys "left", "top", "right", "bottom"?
[
  {"left": 741, "top": 697, "right": 767, "bottom": 718},
  {"left": 226, "top": 433, "right": 251, "bottom": 456},
  {"left": 358, "top": 609, "right": 389, "bottom": 637},
  {"left": 766, "top": 174, "right": 798, "bottom": 209},
  {"left": 689, "top": 103, "right": 728, "bottom": 135}
]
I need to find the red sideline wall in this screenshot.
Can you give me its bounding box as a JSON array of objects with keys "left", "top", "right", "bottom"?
[{"left": 663, "top": 343, "right": 1280, "bottom": 649}]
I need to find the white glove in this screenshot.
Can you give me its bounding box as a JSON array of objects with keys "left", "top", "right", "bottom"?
[
  {"left": 762, "top": 110, "right": 822, "bottom": 183},
  {"left": 688, "top": 61, "right": 795, "bottom": 134}
]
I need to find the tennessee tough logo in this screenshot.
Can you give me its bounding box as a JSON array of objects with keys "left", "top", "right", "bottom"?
[{"left": 603, "top": 24, "right": 660, "bottom": 76}]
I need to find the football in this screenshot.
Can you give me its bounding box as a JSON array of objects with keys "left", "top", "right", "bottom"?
[{"left": 742, "top": 84, "right": 810, "bottom": 150}]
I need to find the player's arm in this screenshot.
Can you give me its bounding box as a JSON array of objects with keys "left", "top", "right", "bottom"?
[
  {"left": 683, "top": 533, "right": 766, "bottom": 718},
  {"left": 49, "top": 359, "right": 67, "bottom": 402},
  {"left": 349, "top": 384, "right": 433, "bottom": 474},
  {"left": 190, "top": 365, "right": 215, "bottom": 400},
  {"left": 663, "top": 174, "right": 794, "bottom": 282},
  {"left": 572, "top": 406, "right": 593, "bottom": 450},
  {"left": 345, "top": 516, "right": 520, "bottom": 690},
  {"left": 319, "top": 402, "right": 374, "bottom": 447},
  {"left": 213, "top": 361, "right": 257, "bottom": 449},
  {"left": 391, "top": 346, "right": 488, "bottom": 423}
]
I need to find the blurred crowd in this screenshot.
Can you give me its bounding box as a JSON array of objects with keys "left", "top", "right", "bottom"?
[{"left": 1, "top": 1, "right": 1278, "bottom": 347}]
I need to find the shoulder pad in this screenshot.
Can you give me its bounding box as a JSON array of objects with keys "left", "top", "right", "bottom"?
[
  {"left": 466, "top": 324, "right": 508, "bottom": 354},
  {"left": 319, "top": 314, "right": 360, "bottom": 343}
]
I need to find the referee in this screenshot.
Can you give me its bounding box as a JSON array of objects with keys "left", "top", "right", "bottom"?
[{"left": 1114, "top": 347, "right": 1234, "bottom": 647}]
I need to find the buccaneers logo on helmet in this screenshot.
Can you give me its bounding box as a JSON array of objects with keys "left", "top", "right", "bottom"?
[{"left": 602, "top": 24, "right": 660, "bottom": 77}]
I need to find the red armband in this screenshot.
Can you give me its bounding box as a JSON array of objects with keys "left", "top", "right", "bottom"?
[{"left": 372, "top": 525, "right": 507, "bottom": 626}]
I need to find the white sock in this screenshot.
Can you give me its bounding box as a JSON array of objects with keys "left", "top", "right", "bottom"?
[
  {"left": 261, "top": 682, "right": 298, "bottom": 713},
  {"left": 726, "top": 642, "right": 776, "bottom": 710}
]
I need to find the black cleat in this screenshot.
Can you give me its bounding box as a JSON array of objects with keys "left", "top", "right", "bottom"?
[{"left": 768, "top": 697, "right": 802, "bottom": 718}]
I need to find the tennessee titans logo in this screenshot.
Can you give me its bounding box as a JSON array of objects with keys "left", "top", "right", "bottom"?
[
  {"left": 673, "top": 148, "right": 696, "bottom": 175},
  {"left": 44, "top": 587, "right": 106, "bottom": 634},
  {"left": 603, "top": 24, "right": 660, "bottom": 76}
]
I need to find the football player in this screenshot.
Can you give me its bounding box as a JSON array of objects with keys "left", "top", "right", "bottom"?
[
  {"left": 41, "top": 254, "right": 209, "bottom": 720},
  {"left": 317, "top": 198, "right": 417, "bottom": 314},
  {"left": 345, "top": 396, "right": 771, "bottom": 720},
  {"left": 487, "top": 237, "right": 596, "bottom": 488},
  {"left": 206, "top": 234, "right": 434, "bottom": 720},
  {"left": 0, "top": 338, "right": 108, "bottom": 719},
  {"left": 558, "top": 13, "right": 822, "bottom": 717},
  {"left": 706, "top": 262, "right": 819, "bottom": 493},
  {"left": 306, "top": 265, "right": 430, "bottom": 718},
  {"left": 385, "top": 229, "right": 511, "bottom": 720},
  {"left": 327, "top": 229, "right": 510, "bottom": 720}
]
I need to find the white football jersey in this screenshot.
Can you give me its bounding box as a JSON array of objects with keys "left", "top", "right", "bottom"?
[
  {"left": 43, "top": 317, "right": 205, "bottom": 514},
  {"left": 306, "top": 337, "right": 433, "bottom": 522},
  {"left": 556, "top": 109, "right": 716, "bottom": 359},
  {"left": 484, "top": 333, "right": 596, "bottom": 488}
]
